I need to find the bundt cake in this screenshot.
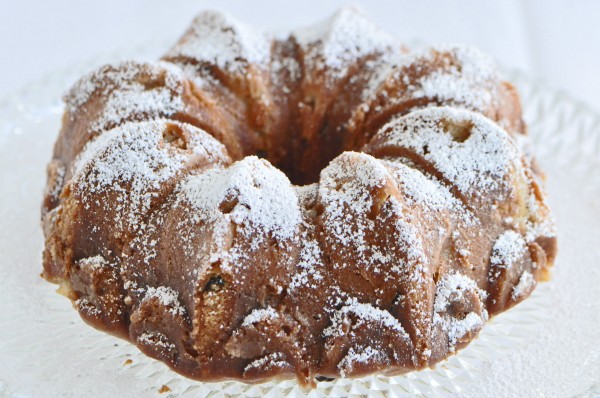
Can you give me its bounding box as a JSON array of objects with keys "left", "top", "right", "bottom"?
[{"left": 41, "top": 7, "right": 557, "bottom": 386}]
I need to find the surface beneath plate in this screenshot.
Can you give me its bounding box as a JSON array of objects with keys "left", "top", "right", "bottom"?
[{"left": 0, "top": 49, "right": 598, "bottom": 397}]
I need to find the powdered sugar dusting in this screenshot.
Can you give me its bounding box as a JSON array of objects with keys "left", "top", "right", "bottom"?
[
  {"left": 293, "top": 6, "right": 397, "bottom": 78},
  {"left": 143, "top": 286, "right": 186, "bottom": 317},
  {"left": 359, "top": 51, "right": 405, "bottom": 101},
  {"left": 65, "top": 61, "right": 186, "bottom": 133},
  {"left": 491, "top": 230, "right": 527, "bottom": 268},
  {"left": 411, "top": 45, "right": 499, "bottom": 111},
  {"left": 166, "top": 10, "right": 270, "bottom": 73},
  {"left": 289, "top": 238, "right": 324, "bottom": 292},
  {"left": 77, "top": 255, "right": 111, "bottom": 270},
  {"left": 324, "top": 297, "right": 410, "bottom": 340},
  {"left": 137, "top": 332, "right": 176, "bottom": 353},
  {"left": 385, "top": 160, "right": 462, "bottom": 213},
  {"left": 178, "top": 156, "right": 300, "bottom": 243},
  {"left": 92, "top": 85, "right": 182, "bottom": 133},
  {"left": 433, "top": 273, "right": 488, "bottom": 351},
  {"left": 319, "top": 152, "right": 430, "bottom": 296},
  {"left": 75, "top": 297, "right": 101, "bottom": 316},
  {"left": 322, "top": 154, "right": 408, "bottom": 271},
  {"left": 512, "top": 271, "right": 535, "bottom": 300},
  {"left": 320, "top": 151, "right": 388, "bottom": 218},
  {"left": 434, "top": 273, "right": 487, "bottom": 314},
  {"left": 72, "top": 121, "right": 185, "bottom": 228},
  {"left": 376, "top": 107, "right": 519, "bottom": 195},
  {"left": 242, "top": 306, "right": 279, "bottom": 327},
  {"left": 271, "top": 51, "right": 301, "bottom": 89},
  {"left": 525, "top": 217, "right": 557, "bottom": 243},
  {"left": 71, "top": 120, "right": 222, "bottom": 233},
  {"left": 244, "top": 352, "right": 290, "bottom": 374},
  {"left": 337, "top": 346, "right": 382, "bottom": 378}
]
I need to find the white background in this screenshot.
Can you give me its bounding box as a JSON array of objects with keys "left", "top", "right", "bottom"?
[{"left": 1, "top": 0, "right": 599, "bottom": 112}]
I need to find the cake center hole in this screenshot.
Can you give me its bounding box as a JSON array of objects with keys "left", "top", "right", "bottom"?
[
  {"left": 260, "top": 137, "right": 350, "bottom": 186},
  {"left": 253, "top": 124, "right": 352, "bottom": 186}
]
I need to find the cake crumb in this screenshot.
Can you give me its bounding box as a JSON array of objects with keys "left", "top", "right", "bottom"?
[{"left": 158, "top": 385, "right": 171, "bottom": 394}]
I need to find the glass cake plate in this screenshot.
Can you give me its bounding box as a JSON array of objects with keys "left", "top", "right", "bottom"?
[{"left": 0, "top": 45, "right": 599, "bottom": 398}]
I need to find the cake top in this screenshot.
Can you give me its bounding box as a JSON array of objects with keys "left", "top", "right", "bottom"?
[
  {"left": 178, "top": 156, "right": 301, "bottom": 243},
  {"left": 372, "top": 107, "right": 519, "bottom": 195},
  {"left": 293, "top": 6, "right": 398, "bottom": 79},
  {"left": 65, "top": 61, "right": 188, "bottom": 133},
  {"left": 71, "top": 119, "right": 227, "bottom": 231},
  {"left": 490, "top": 230, "right": 528, "bottom": 267},
  {"left": 408, "top": 45, "right": 499, "bottom": 111},
  {"left": 165, "top": 10, "right": 271, "bottom": 73}
]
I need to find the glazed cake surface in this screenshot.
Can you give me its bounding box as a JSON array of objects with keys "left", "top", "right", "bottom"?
[{"left": 41, "top": 7, "right": 557, "bottom": 386}]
